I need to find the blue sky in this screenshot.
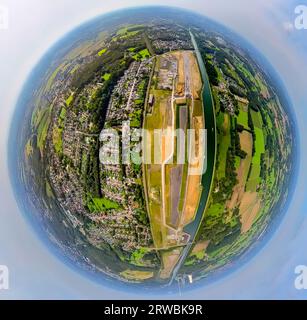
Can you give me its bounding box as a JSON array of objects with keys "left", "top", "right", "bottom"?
[{"left": 0, "top": 0, "right": 307, "bottom": 299}]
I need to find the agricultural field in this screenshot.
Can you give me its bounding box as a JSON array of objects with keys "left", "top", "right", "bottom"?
[
  {"left": 182, "top": 29, "right": 293, "bottom": 279},
  {"left": 133, "top": 49, "right": 151, "bottom": 61}
]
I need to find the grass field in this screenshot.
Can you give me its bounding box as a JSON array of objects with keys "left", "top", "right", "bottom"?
[
  {"left": 52, "top": 126, "right": 63, "bottom": 154},
  {"left": 102, "top": 73, "right": 111, "bottom": 81},
  {"left": 133, "top": 49, "right": 150, "bottom": 61},
  {"left": 36, "top": 105, "right": 52, "bottom": 155},
  {"left": 97, "top": 48, "right": 107, "bottom": 56},
  {"left": 59, "top": 107, "right": 66, "bottom": 123},
  {"left": 235, "top": 156, "right": 241, "bottom": 169},
  {"left": 113, "top": 25, "right": 144, "bottom": 43},
  {"left": 237, "top": 103, "right": 249, "bottom": 129},
  {"left": 251, "top": 109, "right": 263, "bottom": 128},
  {"left": 116, "top": 25, "right": 143, "bottom": 36},
  {"left": 65, "top": 94, "right": 74, "bottom": 107},
  {"left": 45, "top": 65, "right": 62, "bottom": 91},
  {"left": 206, "top": 203, "right": 225, "bottom": 217},
  {"left": 46, "top": 181, "right": 54, "bottom": 199},
  {"left": 237, "top": 63, "right": 255, "bottom": 84},
  {"left": 217, "top": 113, "right": 231, "bottom": 179},
  {"left": 52, "top": 107, "right": 66, "bottom": 155},
  {"left": 87, "top": 196, "right": 120, "bottom": 213},
  {"left": 246, "top": 111, "right": 265, "bottom": 192},
  {"left": 120, "top": 270, "right": 154, "bottom": 281},
  {"left": 146, "top": 164, "right": 164, "bottom": 247},
  {"left": 130, "top": 248, "right": 151, "bottom": 266},
  {"left": 255, "top": 73, "right": 270, "bottom": 98},
  {"left": 224, "top": 61, "right": 244, "bottom": 87},
  {"left": 25, "top": 138, "right": 33, "bottom": 158}
]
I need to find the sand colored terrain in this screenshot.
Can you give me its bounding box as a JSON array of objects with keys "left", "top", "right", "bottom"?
[
  {"left": 239, "top": 192, "right": 261, "bottom": 233},
  {"left": 181, "top": 116, "right": 204, "bottom": 225},
  {"left": 159, "top": 248, "right": 183, "bottom": 279},
  {"left": 172, "top": 51, "right": 202, "bottom": 99},
  {"left": 191, "top": 240, "right": 210, "bottom": 255},
  {"left": 173, "top": 51, "right": 185, "bottom": 96},
  {"left": 182, "top": 175, "right": 202, "bottom": 225},
  {"left": 120, "top": 270, "right": 154, "bottom": 281},
  {"left": 189, "top": 52, "right": 203, "bottom": 99}
]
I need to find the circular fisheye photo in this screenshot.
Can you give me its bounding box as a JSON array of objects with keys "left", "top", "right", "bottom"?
[{"left": 9, "top": 6, "right": 296, "bottom": 292}]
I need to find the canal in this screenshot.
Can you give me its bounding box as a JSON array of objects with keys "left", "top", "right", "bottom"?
[{"left": 170, "top": 31, "right": 217, "bottom": 283}]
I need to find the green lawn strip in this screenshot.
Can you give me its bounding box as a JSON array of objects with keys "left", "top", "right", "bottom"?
[
  {"left": 246, "top": 127, "right": 265, "bottom": 192},
  {"left": 98, "top": 48, "right": 107, "bottom": 56},
  {"left": 87, "top": 195, "right": 120, "bottom": 213},
  {"left": 133, "top": 49, "right": 150, "bottom": 61},
  {"left": 65, "top": 94, "right": 74, "bottom": 107},
  {"left": 251, "top": 109, "right": 263, "bottom": 129},
  {"left": 130, "top": 247, "right": 151, "bottom": 266},
  {"left": 45, "top": 65, "right": 61, "bottom": 91},
  {"left": 37, "top": 105, "right": 52, "bottom": 154},
  {"left": 237, "top": 103, "right": 249, "bottom": 129},
  {"left": 129, "top": 109, "right": 142, "bottom": 128},
  {"left": 102, "top": 73, "right": 111, "bottom": 81},
  {"left": 235, "top": 156, "right": 241, "bottom": 170},
  {"left": 59, "top": 107, "right": 66, "bottom": 125},
  {"left": 217, "top": 113, "right": 231, "bottom": 179}
]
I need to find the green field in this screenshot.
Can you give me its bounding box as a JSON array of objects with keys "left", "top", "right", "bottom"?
[
  {"left": 36, "top": 106, "right": 52, "bottom": 154},
  {"left": 70, "top": 65, "right": 79, "bottom": 74},
  {"left": 217, "top": 114, "right": 231, "bottom": 179},
  {"left": 52, "top": 126, "right": 63, "bottom": 154},
  {"left": 65, "top": 94, "right": 74, "bottom": 106},
  {"left": 87, "top": 196, "right": 120, "bottom": 212},
  {"left": 117, "top": 27, "right": 140, "bottom": 36},
  {"left": 114, "top": 25, "right": 143, "bottom": 42},
  {"left": 251, "top": 109, "right": 263, "bottom": 128},
  {"left": 46, "top": 181, "right": 54, "bottom": 199},
  {"left": 52, "top": 106, "right": 67, "bottom": 155},
  {"left": 59, "top": 107, "right": 66, "bottom": 123},
  {"left": 205, "top": 203, "right": 225, "bottom": 218},
  {"left": 45, "top": 65, "right": 62, "bottom": 91},
  {"left": 246, "top": 111, "right": 265, "bottom": 192},
  {"left": 120, "top": 270, "right": 153, "bottom": 281},
  {"left": 133, "top": 49, "right": 150, "bottom": 61},
  {"left": 102, "top": 73, "right": 111, "bottom": 81},
  {"left": 237, "top": 63, "right": 255, "bottom": 84},
  {"left": 235, "top": 156, "right": 241, "bottom": 169},
  {"left": 223, "top": 61, "right": 244, "bottom": 87},
  {"left": 98, "top": 48, "right": 107, "bottom": 56},
  {"left": 237, "top": 103, "right": 249, "bottom": 129},
  {"left": 130, "top": 248, "right": 151, "bottom": 266},
  {"left": 25, "top": 139, "right": 33, "bottom": 158}
]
